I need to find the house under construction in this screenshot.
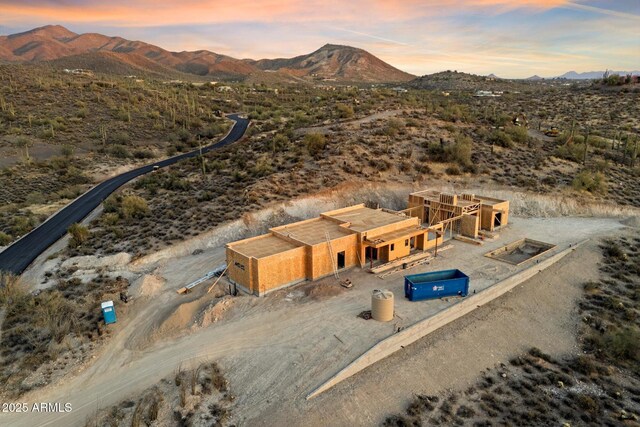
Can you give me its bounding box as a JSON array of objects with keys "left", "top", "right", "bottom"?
[
  {"left": 226, "top": 191, "right": 509, "bottom": 296},
  {"left": 406, "top": 190, "right": 509, "bottom": 239}
]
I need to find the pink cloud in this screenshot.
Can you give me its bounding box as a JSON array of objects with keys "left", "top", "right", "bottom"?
[{"left": 0, "top": 0, "right": 572, "bottom": 27}]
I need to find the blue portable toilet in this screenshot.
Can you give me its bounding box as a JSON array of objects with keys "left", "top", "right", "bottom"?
[{"left": 101, "top": 300, "right": 117, "bottom": 325}]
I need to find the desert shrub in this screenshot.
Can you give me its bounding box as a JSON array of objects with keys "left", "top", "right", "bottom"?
[
  {"left": 102, "top": 195, "right": 121, "bottom": 213},
  {"left": 369, "top": 159, "right": 391, "bottom": 171},
  {"left": 67, "top": 223, "right": 90, "bottom": 247},
  {"left": 406, "top": 395, "right": 438, "bottom": 416},
  {"left": 441, "top": 103, "right": 469, "bottom": 122},
  {"left": 40, "top": 127, "right": 55, "bottom": 139},
  {"left": 405, "top": 118, "right": 420, "bottom": 127},
  {"left": 506, "top": 125, "right": 529, "bottom": 144},
  {"left": 25, "top": 191, "right": 45, "bottom": 205},
  {"left": 456, "top": 405, "right": 476, "bottom": 418},
  {"left": 336, "top": 103, "right": 354, "bottom": 119},
  {"left": 601, "top": 241, "right": 626, "bottom": 260},
  {"left": 120, "top": 195, "right": 149, "bottom": 220},
  {"left": 529, "top": 347, "right": 553, "bottom": 362},
  {"left": 133, "top": 149, "right": 155, "bottom": 159},
  {"left": 382, "top": 415, "right": 419, "bottom": 427},
  {"left": 49, "top": 156, "right": 71, "bottom": 171},
  {"left": 209, "top": 362, "right": 227, "bottom": 392},
  {"left": 269, "top": 134, "right": 289, "bottom": 153},
  {"left": 384, "top": 118, "right": 404, "bottom": 137},
  {"left": 603, "top": 74, "right": 623, "bottom": 86},
  {"left": 446, "top": 134, "right": 472, "bottom": 167},
  {"left": 591, "top": 159, "right": 610, "bottom": 173},
  {"left": 602, "top": 327, "right": 640, "bottom": 363},
  {"left": 101, "top": 212, "right": 120, "bottom": 226},
  {"left": 109, "top": 145, "right": 131, "bottom": 159},
  {"left": 60, "top": 145, "right": 74, "bottom": 158},
  {"left": 572, "top": 355, "right": 598, "bottom": 375},
  {"left": 0, "top": 273, "right": 25, "bottom": 305},
  {"left": 208, "top": 403, "right": 229, "bottom": 424},
  {"left": 109, "top": 131, "right": 130, "bottom": 145},
  {"left": 571, "top": 170, "right": 606, "bottom": 194},
  {"left": 489, "top": 130, "right": 514, "bottom": 148},
  {"left": 161, "top": 174, "right": 190, "bottom": 191},
  {"left": 304, "top": 133, "right": 327, "bottom": 157},
  {"left": 575, "top": 394, "right": 600, "bottom": 415},
  {"left": 250, "top": 157, "right": 273, "bottom": 177},
  {"left": 428, "top": 140, "right": 468, "bottom": 165},
  {"left": 445, "top": 165, "right": 462, "bottom": 175},
  {"left": 555, "top": 143, "right": 586, "bottom": 162},
  {"left": 0, "top": 231, "right": 12, "bottom": 245},
  {"left": 589, "top": 135, "right": 609, "bottom": 149},
  {"left": 10, "top": 215, "right": 38, "bottom": 236},
  {"left": 177, "top": 128, "right": 191, "bottom": 142}
]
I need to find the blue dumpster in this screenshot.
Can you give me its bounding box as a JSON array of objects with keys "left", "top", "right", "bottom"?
[
  {"left": 404, "top": 269, "right": 469, "bottom": 301},
  {"left": 101, "top": 300, "right": 117, "bottom": 325}
]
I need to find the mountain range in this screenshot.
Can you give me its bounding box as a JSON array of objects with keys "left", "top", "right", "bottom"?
[
  {"left": 526, "top": 70, "right": 640, "bottom": 80},
  {"left": 0, "top": 25, "right": 414, "bottom": 83}
]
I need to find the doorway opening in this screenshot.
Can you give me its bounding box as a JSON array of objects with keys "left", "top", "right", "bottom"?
[{"left": 337, "top": 251, "right": 345, "bottom": 269}]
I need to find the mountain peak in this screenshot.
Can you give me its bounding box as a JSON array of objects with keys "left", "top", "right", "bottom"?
[
  {"left": 253, "top": 43, "right": 414, "bottom": 82},
  {"left": 319, "top": 43, "right": 360, "bottom": 51},
  {"left": 9, "top": 24, "right": 77, "bottom": 40}
]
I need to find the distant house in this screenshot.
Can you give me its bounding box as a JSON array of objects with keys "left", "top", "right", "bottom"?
[
  {"left": 63, "top": 68, "right": 94, "bottom": 77},
  {"left": 474, "top": 90, "right": 500, "bottom": 97}
]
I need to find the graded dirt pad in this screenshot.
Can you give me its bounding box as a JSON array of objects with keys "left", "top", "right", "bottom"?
[{"left": 0, "top": 215, "right": 633, "bottom": 427}]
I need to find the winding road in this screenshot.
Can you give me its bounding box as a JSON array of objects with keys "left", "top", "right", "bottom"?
[{"left": 0, "top": 114, "right": 249, "bottom": 275}]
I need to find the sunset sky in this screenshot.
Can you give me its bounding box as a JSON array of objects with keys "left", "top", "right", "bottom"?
[{"left": 1, "top": 0, "right": 638, "bottom": 78}]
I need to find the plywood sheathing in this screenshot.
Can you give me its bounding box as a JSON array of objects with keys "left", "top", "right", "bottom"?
[
  {"left": 254, "top": 246, "right": 308, "bottom": 295},
  {"left": 271, "top": 217, "right": 352, "bottom": 246},
  {"left": 461, "top": 214, "right": 480, "bottom": 239},
  {"left": 477, "top": 197, "right": 509, "bottom": 231},
  {"left": 324, "top": 206, "right": 415, "bottom": 235},
  {"left": 227, "top": 233, "right": 299, "bottom": 259}
]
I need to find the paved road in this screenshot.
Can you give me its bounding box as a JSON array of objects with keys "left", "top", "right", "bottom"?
[{"left": 0, "top": 114, "right": 249, "bottom": 275}]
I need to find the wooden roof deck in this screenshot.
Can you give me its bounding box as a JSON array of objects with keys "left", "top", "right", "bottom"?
[
  {"left": 325, "top": 206, "right": 412, "bottom": 233},
  {"left": 228, "top": 234, "right": 300, "bottom": 259},
  {"left": 272, "top": 218, "right": 351, "bottom": 245}
]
